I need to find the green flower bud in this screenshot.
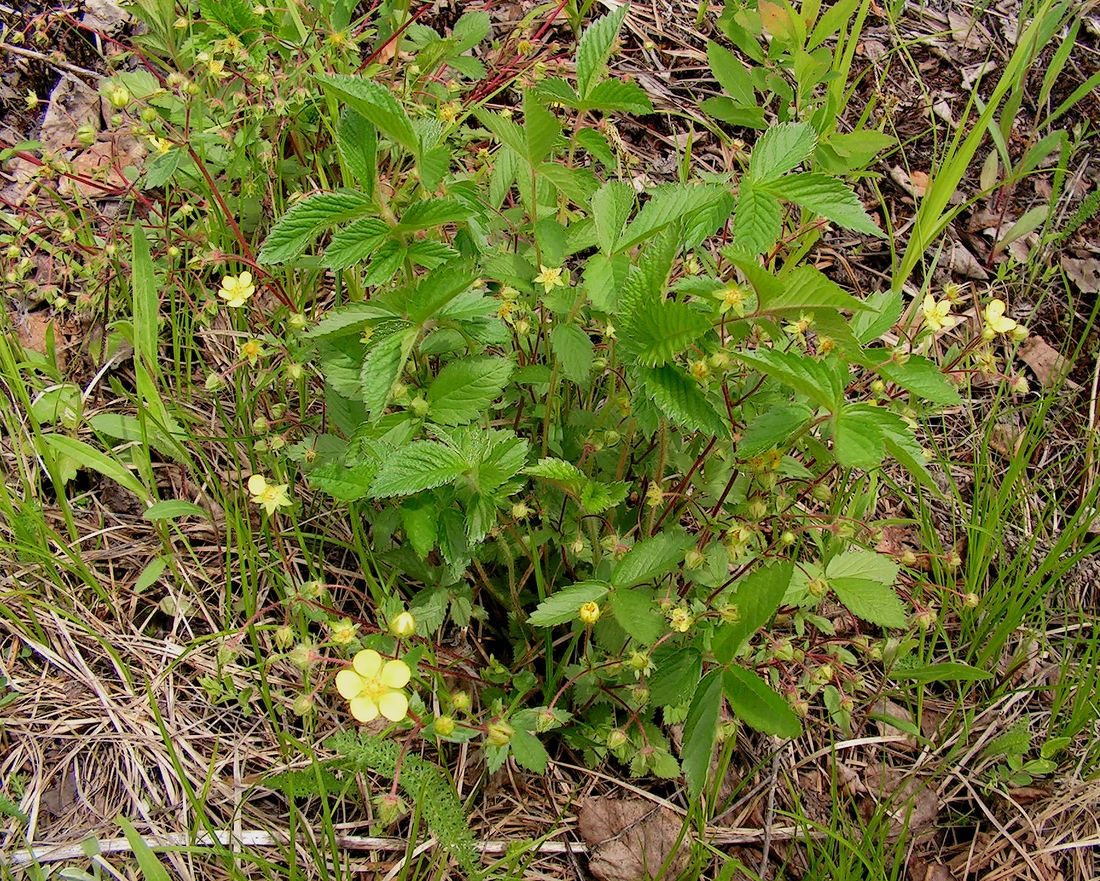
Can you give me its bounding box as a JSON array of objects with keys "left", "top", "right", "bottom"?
[
  {"left": 434, "top": 715, "right": 456, "bottom": 736},
  {"left": 486, "top": 721, "right": 514, "bottom": 746}
]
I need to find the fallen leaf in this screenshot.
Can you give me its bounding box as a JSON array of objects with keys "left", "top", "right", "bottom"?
[
  {"left": 890, "top": 166, "right": 929, "bottom": 198},
  {"left": 578, "top": 799, "right": 691, "bottom": 881},
  {"left": 947, "top": 10, "right": 991, "bottom": 49},
  {"left": 946, "top": 239, "right": 990, "bottom": 280},
  {"left": 1061, "top": 256, "right": 1100, "bottom": 293},
  {"left": 1018, "top": 335, "right": 1071, "bottom": 388},
  {"left": 59, "top": 133, "right": 146, "bottom": 199},
  {"left": 860, "top": 766, "right": 939, "bottom": 838},
  {"left": 961, "top": 60, "right": 998, "bottom": 91},
  {"left": 40, "top": 76, "right": 101, "bottom": 152}
]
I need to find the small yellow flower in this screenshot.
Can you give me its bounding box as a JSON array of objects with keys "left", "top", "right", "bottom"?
[
  {"left": 330, "top": 618, "right": 360, "bottom": 645},
  {"left": 689, "top": 359, "right": 710, "bottom": 382},
  {"left": 718, "top": 284, "right": 746, "bottom": 315},
  {"left": 668, "top": 606, "right": 693, "bottom": 632},
  {"left": 533, "top": 264, "right": 567, "bottom": 293},
  {"left": 645, "top": 483, "right": 664, "bottom": 508},
  {"left": 24, "top": 91, "right": 40, "bottom": 110},
  {"left": 239, "top": 338, "right": 264, "bottom": 364},
  {"left": 336, "top": 649, "right": 412, "bottom": 723},
  {"left": 439, "top": 100, "right": 462, "bottom": 123},
  {"left": 578, "top": 601, "right": 601, "bottom": 625},
  {"left": 247, "top": 473, "right": 291, "bottom": 514},
  {"left": 982, "top": 299, "right": 1017, "bottom": 338},
  {"left": 389, "top": 611, "right": 416, "bottom": 638},
  {"left": 219, "top": 271, "right": 255, "bottom": 307},
  {"left": 784, "top": 313, "right": 813, "bottom": 336},
  {"left": 921, "top": 294, "right": 957, "bottom": 333}
]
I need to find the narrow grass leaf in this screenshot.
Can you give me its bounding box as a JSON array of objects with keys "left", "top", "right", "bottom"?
[{"left": 889, "top": 662, "right": 993, "bottom": 683}]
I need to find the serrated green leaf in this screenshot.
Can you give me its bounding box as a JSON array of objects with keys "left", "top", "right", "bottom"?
[
  {"left": 474, "top": 108, "right": 527, "bottom": 155},
  {"left": 734, "top": 349, "right": 842, "bottom": 409},
  {"left": 611, "top": 532, "right": 694, "bottom": 588},
  {"left": 259, "top": 192, "right": 372, "bottom": 264},
  {"left": 608, "top": 588, "right": 663, "bottom": 645},
  {"left": 700, "top": 97, "right": 768, "bottom": 128},
  {"left": 400, "top": 496, "right": 438, "bottom": 558},
  {"left": 426, "top": 356, "right": 513, "bottom": 425},
  {"left": 576, "top": 4, "right": 629, "bottom": 98},
  {"left": 583, "top": 79, "right": 653, "bottom": 113},
  {"left": 306, "top": 302, "right": 394, "bottom": 339},
  {"left": 639, "top": 365, "right": 728, "bottom": 437},
  {"left": 591, "top": 180, "right": 634, "bottom": 255},
  {"left": 579, "top": 478, "right": 629, "bottom": 513},
  {"left": 761, "top": 172, "right": 882, "bottom": 238},
  {"left": 620, "top": 298, "right": 712, "bottom": 367},
  {"left": 832, "top": 404, "right": 885, "bottom": 468},
  {"left": 509, "top": 727, "right": 549, "bottom": 773},
  {"left": 576, "top": 128, "right": 617, "bottom": 169},
  {"left": 732, "top": 183, "right": 782, "bottom": 255},
  {"left": 830, "top": 577, "right": 908, "bottom": 628},
  {"left": 713, "top": 562, "right": 793, "bottom": 663},
  {"left": 616, "top": 184, "right": 725, "bottom": 253},
  {"left": 308, "top": 460, "right": 381, "bottom": 501},
  {"left": 524, "top": 457, "right": 586, "bottom": 484},
  {"left": 875, "top": 354, "right": 961, "bottom": 405},
  {"left": 528, "top": 582, "right": 610, "bottom": 626},
  {"left": 523, "top": 91, "right": 561, "bottom": 165},
  {"left": 323, "top": 217, "right": 389, "bottom": 269},
  {"left": 747, "top": 120, "right": 816, "bottom": 183},
  {"left": 550, "top": 323, "right": 593, "bottom": 383},
  {"left": 826, "top": 549, "right": 900, "bottom": 584},
  {"left": 370, "top": 441, "right": 469, "bottom": 497},
  {"left": 336, "top": 109, "right": 376, "bottom": 195},
  {"left": 707, "top": 41, "right": 755, "bottom": 106},
  {"left": 738, "top": 404, "right": 814, "bottom": 457},
  {"left": 360, "top": 326, "right": 416, "bottom": 417},
  {"left": 405, "top": 260, "right": 478, "bottom": 324},
  {"left": 764, "top": 265, "right": 866, "bottom": 313},
  {"left": 317, "top": 74, "right": 419, "bottom": 154},
  {"left": 395, "top": 197, "right": 474, "bottom": 233},
  {"left": 723, "top": 666, "right": 803, "bottom": 738},
  {"left": 682, "top": 670, "right": 723, "bottom": 797},
  {"left": 650, "top": 646, "right": 703, "bottom": 706},
  {"left": 452, "top": 10, "right": 490, "bottom": 50},
  {"left": 197, "top": 0, "right": 258, "bottom": 36}
]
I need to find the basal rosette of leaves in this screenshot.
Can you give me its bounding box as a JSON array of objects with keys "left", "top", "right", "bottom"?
[{"left": 258, "top": 5, "right": 959, "bottom": 794}]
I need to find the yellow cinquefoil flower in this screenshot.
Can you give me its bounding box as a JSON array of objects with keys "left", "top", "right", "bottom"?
[
  {"left": 247, "top": 473, "right": 291, "bottom": 514},
  {"left": 718, "top": 284, "right": 746, "bottom": 316},
  {"left": 921, "top": 294, "right": 957, "bottom": 333},
  {"left": 336, "top": 649, "right": 412, "bottom": 723},
  {"left": 982, "top": 299, "right": 1017, "bottom": 338},
  {"left": 389, "top": 611, "right": 416, "bottom": 638},
  {"left": 239, "top": 338, "right": 264, "bottom": 364},
  {"left": 578, "top": 601, "right": 601, "bottom": 625},
  {"left": 533, "top": 265, "right": 567, "bottom": 293},
  {"left": 219, "top": 271, "right": 255, "bottom": 308}
]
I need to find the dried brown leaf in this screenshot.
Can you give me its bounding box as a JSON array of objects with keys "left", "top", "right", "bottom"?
[
  {"left": 1018, "top": 336, "right": 1070, "bottom": 388},
  {"left": 1061, "top": 256, "right": 1100, "bottom": 293},
  {"left": 578, "top": 799, "right": 691, "bottom": 881}
]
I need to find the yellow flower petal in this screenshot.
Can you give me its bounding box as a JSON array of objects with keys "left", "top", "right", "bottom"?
[
  {"left": 353, "top": 649, "right": 382, "bottom": 678},
  {"left": 377, "top": 691, "right": 408, "bottom": 721},
  {"left": 381, "top": 659, "right": 411, "bottom": 689},
  {"left": 349, "top": 695, "right": 379, "bottom": 722},
  {"left": 247, "top": 474, "right": 268, "bottom": 495},
  {"left": 335, "top": 669, "right": 363, "bottom": 699}
]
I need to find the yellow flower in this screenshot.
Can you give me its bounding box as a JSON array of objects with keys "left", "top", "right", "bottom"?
[
  {"left": 921, "top": 294, "right": 957, "bottom": 333},
  {"left": 784, "top": 313, "right": 813, "bottom": 336},
  {"left": 668, "top": 606, "right": 693, "bottom": 633},
  {"left": 389, "top": 611, "right": 416, "bottom": 638},
  {"left": 533, "top": 264, "right": 567, "bottom": 293},
  {"left": 983, "top": 299, "right": 1017, "bottom": 338},
  {"left": 247, "top": 473, "right": 291, "bottom": 514},
  {"left": 718, "top": 284, "right": 746, "bottom": 316},
  {"left": 578, "top": 601, "right": 601, "bottom": 625},
  {"left": 239, "top": 338, "right": 264, "bottom": 364},
  {"left": 219, "top": 271, "right": 255, "bottom": 308},
  {"left": 336, "top": 649, "right": 411, "bottom": 723}
]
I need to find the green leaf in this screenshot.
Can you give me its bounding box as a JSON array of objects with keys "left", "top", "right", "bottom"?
[
  {"left": 359, "top": 326, "right": 416, "bottom": 417},
  {"left": 426, "top": 356, "right": 514, "bottom": 425},
  {"left": 734, "top": 349, "right": 841, "bottom": 409},
  {"left": 650, "top": 646, "right": 702, "bottom": 707},
  {"left": 732, "top": 183, "right": 782, "bottom": 255},
  {"left": 317, "top": 74, "right": 419, "bottom": 155},
  {"left": 712, "top": 562, "right": 793, "bottom": 663},
  {"left": 579, "top": 479, "right": 629, "bottom": 514},
  {"left": 723, "top": 666, "right": 802, "bottom": 738},
  {"left": 575, "top": 4, "right": 629, "bottom": 98},
  {"left": 875, "top": 354, "right": 961, "bottom": 405},
  {"left": 832, "top": 404, "right": 885, "bottom": 469},
  {"left": 700, "top": 97, "right": 768, "bottom": 129},
  {"left": 259, "top": 192, "right": 372, "bottom": 264},
  {"left": 608, "top": 588, "right": 663, "bottom": 645},
  {"left": 682, "top": 670, "right": 723, "bottom": 797},
  {"left": 583, "top": 80, "right": 653, "bottom": 113},
  {"left": 591, "top": 180, "right": 634, "bottom": 254},
  {"left": 116, "top": 816, "right": 172, "bottom": 881},
  {"left": 761, "top": 173, "right": 882, "bottom": 238},
  {"left": 826, "top": 549, "right": 900, "bottom": 584},
  {"left": 400, "top": 496, "right": 438, "bottom": 558},
  {"left": 197, "top": 0, "right": 259, "bottom": 36},
  {"left": 452, "top": 10, "right": 491, "bottom": 50},
  {"left": 762, "top": 265, "right": 866, "bottom": 313},
  {"left": 620, "top": 299, "right": 712, "bottom": 367},
  {"left": 527, "top": 582, "right": 610, "bottom": 626},
  {"left": 405, "top": 260, "right": 478, "bottom": 324},
  {"left": 639, "top": 365, "right": 729, "bottom": 437},
  {"left": 738, "top": 404, "right": 814, "bottom": 458},
  {"left": 550, "top": 323, "right": 593, "bottom": 383},
  {"left": 747, "top": 120, "right": 816, "bottom": 183},
  {"left": 707, "top": 41, "right": 755, "bottom": 106},
  {"left": 889, "top": 662, "right": 993, "bottom": 683},
  {"left": 524, "top": 457, "right": 585, "bottom": 484},
  {"left": 370, "top": 441, "right": 469, "bottom": 497},
  {"left": 308, "top": 460, "right": 381, "bottom": 501},
  {"left": 336, "top": 109, "right": 376, "bottom": 195},
  {"left": 142, "top": 499, "right": 210, "bottom": 521},
  {"left": 509, "top": 727, "right": 549, "bottom": 773},
  {"left": 42, "top": 434, "right": 150, "bottom": 501},
  {"left": 134, "top": 556, "right": 167, "bottom": 593},
  {"left": 616, "top": 185, "right": 725, "bottom": 253},
  {"left": 306, "top": 302, "right": 394, "bottom": 339},
  {"left": 474, "top": 108, "right": 527, "bottom": 155},
  {"left": 830, "top": 578, "right": 908, "bottom": 628},
  {"left": 611, "top": 532, "right": 695, "bottom": 587},
  {"left": 395, "top": 197, "right": 475, "bottom": 233},
  {"left": 523, "top": 91, "right": 561, "bottom": 165},
  {"left": 323, "top": 217, "right": 389, "bottom": 269}
]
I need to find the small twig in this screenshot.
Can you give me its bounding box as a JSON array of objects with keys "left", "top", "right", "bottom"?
[{"left": 0, "top": 41, "right": 104, "bottom": 80}]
